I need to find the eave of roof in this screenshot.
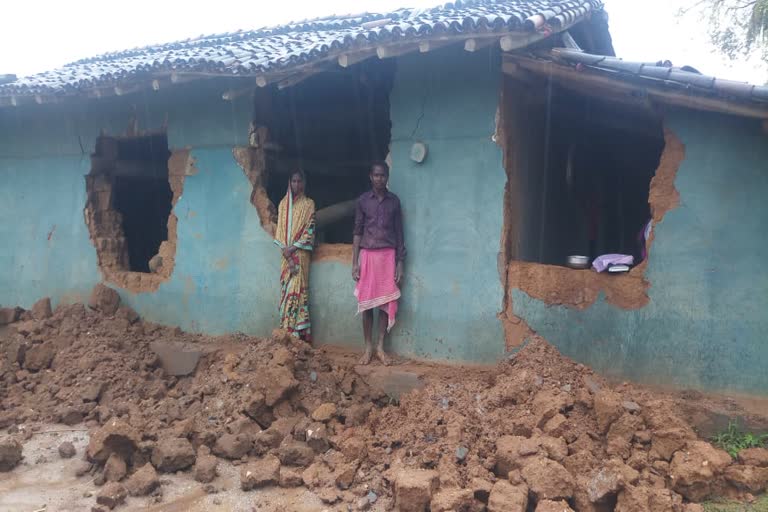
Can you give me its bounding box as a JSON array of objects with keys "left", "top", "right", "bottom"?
[
  {"left": 0, "top": 0, "right": 604, "bottom": 106},
  {"left": 503, "top": 49, "right": 768, "bottom": 120},
  {"left": 551, "top": 48, "right": 768, "bottom": 105}
]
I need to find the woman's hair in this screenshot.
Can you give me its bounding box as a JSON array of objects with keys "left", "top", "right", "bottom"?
[{"left": 290, "top": 169, "right": 306, "bottom": 182}]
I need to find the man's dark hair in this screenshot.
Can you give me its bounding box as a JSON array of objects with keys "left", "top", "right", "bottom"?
[
  {"left": 290, "top": 169, "right": 306, "bottom": 181},
  {"left": 370, "top": 161, "right": 389, "bottom": 175}
]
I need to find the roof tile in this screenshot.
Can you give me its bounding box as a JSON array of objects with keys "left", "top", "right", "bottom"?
[{"left": 1, "top": 0, "right": 603, "bottom": 97}]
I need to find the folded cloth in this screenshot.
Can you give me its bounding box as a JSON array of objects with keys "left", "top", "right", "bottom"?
[
  {"left": 592, "top": 254, "right": 634, "bottom": 273},
  {"left": 354, "top": 248, "right": 400, "bottom": 331}
]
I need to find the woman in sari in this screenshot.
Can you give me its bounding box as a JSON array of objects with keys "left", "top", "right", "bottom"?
[{"left": 274, "top": 170, "right": 316, "bottom": 341}]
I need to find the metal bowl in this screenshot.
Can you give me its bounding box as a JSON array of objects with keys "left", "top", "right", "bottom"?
[{"left": 567, "top": 255, "right": 589, "bottom": 269}]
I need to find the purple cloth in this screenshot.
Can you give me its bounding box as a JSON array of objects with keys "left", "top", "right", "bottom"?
[
  {"left": 636, "top": 220, "right": 652, "bottom": 262},
  {"left": 353, "top": 190, "right": 406, "bottom": 262},
  {"left": 592, "top": 254, "right": 634, "bottom": 273}
]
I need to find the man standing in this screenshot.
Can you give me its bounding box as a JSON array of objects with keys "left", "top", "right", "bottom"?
[{"left": 353, "top": 162, "right": 405, "bottom": 365}]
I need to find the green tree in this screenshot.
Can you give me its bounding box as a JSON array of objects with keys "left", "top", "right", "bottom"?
[{"left": 682, "top": 0, "right": 768, "bottom": 58}]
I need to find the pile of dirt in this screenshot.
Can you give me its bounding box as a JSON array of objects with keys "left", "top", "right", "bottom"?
[
  {"left": 358, "top": 341, "right": 768, "bottom": 511},
  {"left": 0, "top": 289, "right": 766, "bottom": 512}
]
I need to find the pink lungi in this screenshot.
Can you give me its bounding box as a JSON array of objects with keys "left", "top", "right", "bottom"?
[{"left": 354, "top": 248, "right": 400, "bottom": 331}]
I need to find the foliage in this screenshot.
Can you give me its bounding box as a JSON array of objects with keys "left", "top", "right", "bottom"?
[
  {"left": 681, "top": 0, "right": 768, "bottom": 59},
  {"left": 703, "top": 494, "right": 768, "bottom": 511},
  {"left": 711, "top": 420, "right": 768, "bottom": 458}
]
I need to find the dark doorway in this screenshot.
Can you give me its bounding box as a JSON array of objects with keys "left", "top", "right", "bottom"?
[
  {"left": 91, "top": 133, "right": 172, "bottom": 273},
  {"left": 257, "top": 59, "right": 395, "bottom": 244},
  {"left": 113, "top": 175, "right": 172, "bottom": 272}
]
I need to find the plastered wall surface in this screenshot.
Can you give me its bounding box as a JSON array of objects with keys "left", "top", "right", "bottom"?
[{"left": 384, "top": 46, "right": 507, "bottom": 362}]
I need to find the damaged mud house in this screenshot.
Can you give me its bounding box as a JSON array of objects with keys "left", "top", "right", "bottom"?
[{"left": 2, "top": 0, "right": 768, "bottom": 399}]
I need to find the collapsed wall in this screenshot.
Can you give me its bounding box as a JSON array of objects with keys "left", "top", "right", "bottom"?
[
  {"left": 234, "top": 125, "right": 277, "bottom": 237},
  {"left": 84, "top": 144, "right": 192, "bottom": 293}
]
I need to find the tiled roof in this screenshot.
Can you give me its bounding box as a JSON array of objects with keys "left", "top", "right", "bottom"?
[
  {"left": 0, "top": 0, "right": 603, "bottom": 98},
  {"left": 550, "top": 48, "right": 768, "bottom": 104}
]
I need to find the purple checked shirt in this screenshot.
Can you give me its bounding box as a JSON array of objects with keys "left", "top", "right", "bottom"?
[{"left": 353, "top": 190, "right": 406, "bottom": 262}]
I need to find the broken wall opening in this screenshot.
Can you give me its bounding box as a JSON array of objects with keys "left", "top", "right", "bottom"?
[
  {"left": 513, "top": 87, "right": 665, "bottom": 267},
  {"left": 85, "top": 132, "right": 187, "bottom": 292},
  {"left": 252, "top": 59, "right": 395, "bottom": 246},
  {"left": 498, "top": 73, "right": 684, "bottom": 347}
]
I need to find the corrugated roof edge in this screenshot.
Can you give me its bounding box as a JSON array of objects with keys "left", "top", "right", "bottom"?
[{"left": 551, "top": 47, "right": 768, "bottom": 105}]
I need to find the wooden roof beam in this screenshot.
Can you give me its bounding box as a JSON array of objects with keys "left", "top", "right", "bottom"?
[
  {"left": 338, "top": 49, "right": 377, "bottom": 68},
  {"left": 507, "top": 57, "right": 768, "bottom": 120},
  {"left": 500, "top": 33, "right": 547, "bottom": 52},
  {"left": 464, "top": 37, "right": 496, "bottom": 52},
  {"left": 377, "top": 43, "right": 420, "bottom": 59}
]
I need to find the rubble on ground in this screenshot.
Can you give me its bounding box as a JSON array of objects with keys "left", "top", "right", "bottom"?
[
  {"left": 0, "top": 438, "right": 22, "bottom": 471},
  {"left": 58, "top": 441, "right": 76, "bottom": 459},
  {"left": 0, "top": 287, "right": 765, "bottom": 510}
]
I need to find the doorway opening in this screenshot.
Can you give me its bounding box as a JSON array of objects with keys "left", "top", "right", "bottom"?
[{"left": 255, "top": 59, "right": 395, "bottom": 245}]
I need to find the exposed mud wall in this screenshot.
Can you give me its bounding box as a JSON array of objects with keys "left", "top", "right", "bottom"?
[
  {"left": 512, "top": 111, "right": 768, "bottom": 394},
  {"left": 496, "top": 76, "right": 547, "bottom": 348},
  {"left": 233, "top": 127, "right": 276, "bottom": 237},
  {"left": 234, "top": 126, "right": 354, "bottom": 264},
  {"left": 84, "top": 147, "right": 191, "bottom": 293},
  {"left": 498, "top": 77, "right": 686, "bottom": 348},
  {"left": 83, "top": 173, "right": 131, "bottom": 272},
  {"left": 313, "top": 244, "right": 353, "bottom": 264}
]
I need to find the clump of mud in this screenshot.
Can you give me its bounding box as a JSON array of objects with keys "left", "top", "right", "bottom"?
[{"left": 0, "top": 289, "right": 766, "bottom": 511}]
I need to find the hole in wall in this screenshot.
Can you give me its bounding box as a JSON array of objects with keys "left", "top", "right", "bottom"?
[
  {"left": 497, "top": 74, "right": 685, "bottom": 347},
  {"left": 85, "top": 132, "right": 188, "bottom": 292},
  {"left": 252, "top": 59, "right": 396, "bottom": 246},
  {"left": 513, "top": 88, "right": 664, "bottom": 267}
]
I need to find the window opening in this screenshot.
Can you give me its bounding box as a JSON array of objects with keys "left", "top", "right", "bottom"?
[
  {"left": 87, "top": 133, "right": 172, "bottom": 273},
  {"left": 513, "top": 88, "right": 664, "bottom": 268}
]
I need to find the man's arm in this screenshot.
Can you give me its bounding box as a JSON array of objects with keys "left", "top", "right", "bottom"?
[
  {"left": 352, "top": 199, "right": 364, "bottom": 281},
  {"left": 394, "top": 199, "right": 405, "bottom": 284},
  {"left": 352, "top": 235, "right": 362, "bottom": 281}
]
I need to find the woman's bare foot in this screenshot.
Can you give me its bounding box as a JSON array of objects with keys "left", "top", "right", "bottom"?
[
  {"left": 359, "top": 348, "right": 373, "bottom": 365},
  {"left": 375, "top": 348, "right": 391, "bottom": 366}
]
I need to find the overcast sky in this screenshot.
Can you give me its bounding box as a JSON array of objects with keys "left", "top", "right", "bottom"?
[{"left": 1, "top": 0, "right": 765, "bottom": 84}]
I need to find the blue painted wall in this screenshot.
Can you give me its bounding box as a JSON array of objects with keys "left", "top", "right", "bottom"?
[
  {"left": 308, "top": 47, "right": 507, "bottom": 363},
  {"left": 0, "top": 79, "right": 281, "bottom": 336},
  {"left": 386, "top": 47, "right": 506, "bottom": 362},
  {"left": 0, "top": 153, "right": 99, "bottom": 305},
  {"left": 513, "top": 111, "right": 768, "bottom": 395}
]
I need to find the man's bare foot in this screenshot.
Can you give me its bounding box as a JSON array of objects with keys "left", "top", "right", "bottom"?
[
  {"left": 359, "top": 348, "right": 373, "bottom": 365},
  {"left": 375, "top": 348, "right": 391, "bottom": 366}
]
